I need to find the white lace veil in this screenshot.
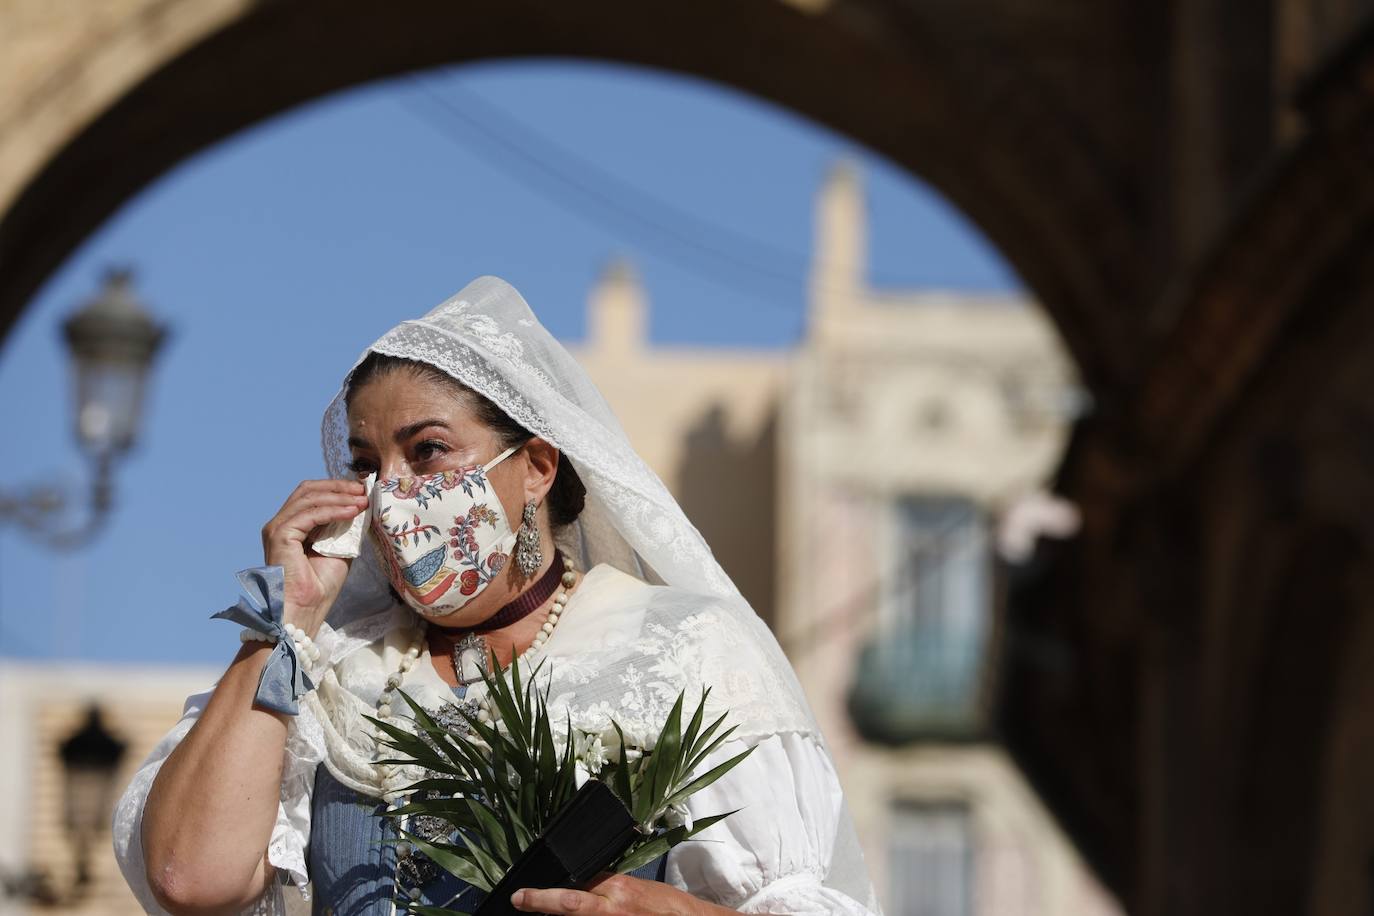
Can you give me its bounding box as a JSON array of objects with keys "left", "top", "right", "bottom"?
[{"left": 321, "top": 275, "right": 740, "bottom": 627}]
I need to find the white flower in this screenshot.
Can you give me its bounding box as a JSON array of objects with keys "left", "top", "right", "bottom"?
[
  {"left": 597, "top": 720, "right": 643, "bottom": 761},
  {"left": 610, "top": 718, "right": 657, "bottom": 755},
  {"left": 620, "top": 724, "right": 658, "bottom": 753},
  {"left": 566, "top": 697, "right": 615, "bottom": 736},
  {"left": 569, "top": 701, "right": 616, "bottom": 734},
  {"left": 664, "top": 802, "right": 693, "bottom": 831},
  {"left": 574, "top": 760, "right": 591, "bottom": 789},
  {"left": 575, "top": 732, "right": 608, "bottom": 776}
]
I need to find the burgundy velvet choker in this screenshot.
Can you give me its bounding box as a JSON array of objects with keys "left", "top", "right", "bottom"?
[{"left": 436, "top": 550, "right": 564, "bottom": 636}]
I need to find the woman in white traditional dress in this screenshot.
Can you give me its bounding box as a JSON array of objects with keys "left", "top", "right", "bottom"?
[{"left": 114, "top": 276, "right": 880, "bottom": 915}]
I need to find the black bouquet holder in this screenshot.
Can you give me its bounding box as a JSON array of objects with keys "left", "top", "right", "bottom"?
[{"left": 473, "top": 779, "right": 639, "bottom": 916}]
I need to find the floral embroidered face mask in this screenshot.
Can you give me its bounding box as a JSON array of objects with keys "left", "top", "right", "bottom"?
[{"left": 369, "top": 444, "right": 521, "bottom": 617}]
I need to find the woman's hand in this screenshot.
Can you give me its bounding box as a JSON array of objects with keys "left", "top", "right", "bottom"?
[
  {"left": 261, "top": 479, "right": 368, "bottom": 635},
  {"left": 511, "top": 874, "right": 734, "bottom": 915}
]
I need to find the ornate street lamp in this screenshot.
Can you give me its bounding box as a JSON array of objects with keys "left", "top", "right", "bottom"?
[
  {"left": 59, "top": 705, "right": 128, "bottom": 890},
  {"left": 0, "top": 706, "right": 128, "bottom": 904},
  {"left": 0, "top": 269, "right": 167, "bottom": 547}
]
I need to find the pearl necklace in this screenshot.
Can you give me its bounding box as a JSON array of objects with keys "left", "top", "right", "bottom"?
[{"left": 372, "top": 554, "right": 579, "bottom": 799}]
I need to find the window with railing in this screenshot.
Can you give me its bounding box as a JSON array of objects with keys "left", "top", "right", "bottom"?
[
  {"left": 848, "top": 496, "right": 991, "bottom": 741},
  {"left": 887, "top": 800, "right": 974, "bottom": 916}
]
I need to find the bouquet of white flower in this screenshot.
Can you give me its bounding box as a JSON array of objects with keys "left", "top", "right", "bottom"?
[{"left": 368, "top": 654, "right": 753, "bottom": 916}]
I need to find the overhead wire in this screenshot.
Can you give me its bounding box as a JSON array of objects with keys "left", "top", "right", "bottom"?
[{"left": 393, "top": 73, "right": 850, "bottom": 319}]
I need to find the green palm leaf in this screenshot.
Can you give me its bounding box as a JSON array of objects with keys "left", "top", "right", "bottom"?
[{"left": 382, "top": 659, "right": 756, "bottom": 906}]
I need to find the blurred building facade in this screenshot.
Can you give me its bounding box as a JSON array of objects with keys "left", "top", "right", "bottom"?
[
  {"left": 781, "top": 166, "right": 1111, "bottom": 915},
  {"left": 574, "top": 164, "right": 1116, "bottom": 916}
]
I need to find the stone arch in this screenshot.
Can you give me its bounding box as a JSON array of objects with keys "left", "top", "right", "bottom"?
[{"left": 0, "top": 0, "right": 1137, "bottom": 401}]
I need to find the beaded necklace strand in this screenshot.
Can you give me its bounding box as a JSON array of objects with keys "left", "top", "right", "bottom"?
[{"left": 374, "top": 552, "right": 579, "bottom": 799}]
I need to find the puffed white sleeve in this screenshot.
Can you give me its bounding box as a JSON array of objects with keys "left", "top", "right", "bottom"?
[
  {"left": 111, "top": 684, "right": 321, "bottom": 916},
  {"left": 666, "top": 731, "right": 882, "bottom": 914}
]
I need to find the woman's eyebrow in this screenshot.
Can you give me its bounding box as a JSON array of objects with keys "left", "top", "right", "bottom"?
[
  {"left": 347, "top": 434, "right": 372, "bottom": 450},
  {"left": 394, "top": 418, "right": 451, "bottom": 442}
]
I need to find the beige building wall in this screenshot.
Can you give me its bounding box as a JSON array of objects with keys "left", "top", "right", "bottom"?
[{"left": 569, "top": 262, "right": 788, "bottom": 625}]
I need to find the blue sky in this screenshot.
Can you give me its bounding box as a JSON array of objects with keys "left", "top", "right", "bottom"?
[{"left": 0, "top": 59, "right": 1017, "bottom": 666}]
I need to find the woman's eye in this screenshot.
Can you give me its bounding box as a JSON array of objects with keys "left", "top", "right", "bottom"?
[
  {"left": 348, "top": 457, "right": 377, "bottom": 475},
  {"left": 414, "top": 440, "right": 450, "bottom": 463}
]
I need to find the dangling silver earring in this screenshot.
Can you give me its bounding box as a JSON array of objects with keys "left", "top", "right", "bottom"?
[{"left": 515, "top": 499, "right": 543, "bottom": 576}]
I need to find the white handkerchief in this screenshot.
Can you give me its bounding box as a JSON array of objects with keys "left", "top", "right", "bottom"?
[{"left": 311, "top": 474, "right": 374, "bottom": 558}]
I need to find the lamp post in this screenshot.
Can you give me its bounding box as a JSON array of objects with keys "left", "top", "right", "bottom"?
[
  {"left": 59, "top": 705, "right": 127, "bottom": 890},
  {"left": 0, "top": 708, "right": 127, "bottom": 906},
  {"left": 0, "top": 706, "right": 128, "bottom": 904},
  {"left": 0, "top": 269, "right": 167, "bottom": 547}
]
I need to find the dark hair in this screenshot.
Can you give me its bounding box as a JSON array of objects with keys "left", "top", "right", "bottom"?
[{"left": 344, "top": 352, "right": 586, "bottom": 527}]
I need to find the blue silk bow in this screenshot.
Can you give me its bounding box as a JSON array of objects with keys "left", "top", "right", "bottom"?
[{"left": 212, "top": 566, "right": 314, "bottom": 716}]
